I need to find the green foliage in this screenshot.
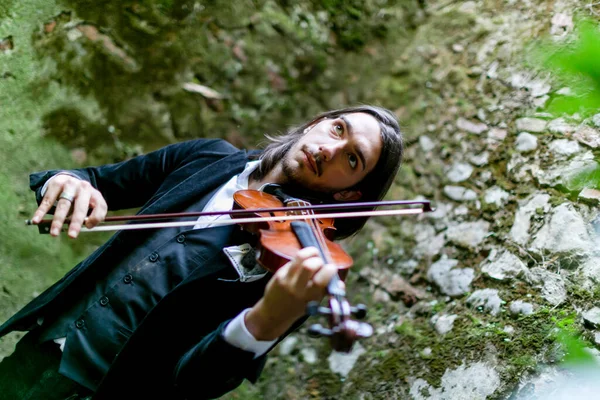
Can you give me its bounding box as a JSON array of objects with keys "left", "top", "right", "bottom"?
[
  {"left": 567, "top": 162, "right": 600, "bottom": 191},
  {"left": 26, "top": 0, "right": 423, "bottom": 161},
  {"left": 529, "top": 19, "right": 600, "bottom": 117},
  {"left": 556, "top": 330, "right": 597, "bottom": 367}
]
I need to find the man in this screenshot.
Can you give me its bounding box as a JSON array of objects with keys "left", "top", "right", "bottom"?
[{"left": 0, "top": 105, "right": 403, "bottom": 400}]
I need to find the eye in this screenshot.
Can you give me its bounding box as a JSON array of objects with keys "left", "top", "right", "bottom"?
[
  {"left": 333, "top": 123, "right": 344, "bottom": 137},
  {"left": 347, "top": 153, "right": 358, "bottom": 169}
]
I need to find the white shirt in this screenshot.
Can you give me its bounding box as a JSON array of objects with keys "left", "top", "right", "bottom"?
[{"left": 42, "top": 161, "right": 277, "bottom": 357}]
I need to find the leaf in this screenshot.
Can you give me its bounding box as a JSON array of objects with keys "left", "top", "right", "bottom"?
[{"left": 182, "top": 82, "right": 225, "bottom": 99}]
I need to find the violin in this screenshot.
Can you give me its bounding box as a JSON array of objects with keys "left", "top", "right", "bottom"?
[{"left": 233, "top": 184, "right": 371, "bottom": 352}]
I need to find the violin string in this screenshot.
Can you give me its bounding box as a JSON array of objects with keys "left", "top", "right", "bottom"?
[{"left": 296, "top": 199, "right": 342, "bottom": 292}]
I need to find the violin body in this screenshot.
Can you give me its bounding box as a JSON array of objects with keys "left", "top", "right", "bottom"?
[{"left": 232, "top": 189, "right": 353, "bottom": 273}]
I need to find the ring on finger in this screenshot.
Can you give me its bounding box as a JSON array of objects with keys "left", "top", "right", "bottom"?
[{"left": 59, "top": 192, "right": 75, "bottom": 203}]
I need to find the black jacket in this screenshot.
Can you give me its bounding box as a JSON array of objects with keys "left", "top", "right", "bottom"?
[{"left": 0, "top": 139, "right": 278, "bottom": 399}]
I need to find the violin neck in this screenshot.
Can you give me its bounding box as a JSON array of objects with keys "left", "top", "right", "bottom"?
[
  {"left": 289, "top": 221, "right": 331, "bottom": 262},
  {"left": 290, "top": 221, "right": 345, "bottom": 296}
]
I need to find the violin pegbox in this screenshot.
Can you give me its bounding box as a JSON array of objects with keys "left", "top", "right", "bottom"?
[{"left": 306, "top": 292, "right": 373, "bottom": 353}]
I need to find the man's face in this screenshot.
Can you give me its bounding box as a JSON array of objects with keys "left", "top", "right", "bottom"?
[{"left": 281, "top": 112, "right": 383, "bottom": 198}]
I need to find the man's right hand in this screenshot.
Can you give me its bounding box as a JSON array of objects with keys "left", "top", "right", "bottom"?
[{"left": 31, "top": 174, "right": 108, "bottom": 238}]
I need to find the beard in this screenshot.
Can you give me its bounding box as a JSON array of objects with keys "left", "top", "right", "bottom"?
[{"left": 279, "top": 151, "right": 335, "bottom": 203}]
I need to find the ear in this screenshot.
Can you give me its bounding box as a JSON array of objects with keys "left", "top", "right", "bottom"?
[{"left": 333, "top": 190, "right": 362, "bottom": 202}]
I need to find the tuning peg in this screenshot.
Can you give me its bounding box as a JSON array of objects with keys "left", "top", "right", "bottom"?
[
  {"left": 351, "top": 304, "right": 368, "bottom": 319},
  {"left": 306, "top": 301, "right": 332, "bottom": 316},
  {"left": 307, "top": 324, "right": 333, "bottom": 338}
]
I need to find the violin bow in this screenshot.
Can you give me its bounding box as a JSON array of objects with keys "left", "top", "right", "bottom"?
[{"left": 26, "top": 199, "right": 434, "bottom": 234}]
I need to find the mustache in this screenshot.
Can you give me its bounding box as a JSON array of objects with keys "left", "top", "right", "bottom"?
[{"left": 305, "top": 148, "right": 323, "bottom": 176}]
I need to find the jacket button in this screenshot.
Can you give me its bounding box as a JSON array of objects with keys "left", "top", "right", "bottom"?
[
  {"left": 75, "top": 319, "right": 85, "bottom": 329},
  {"left": 176, "top": 234, "right": 185, "bottom": 244},
  {"left": 123, "top": 274, "right": 133, "bottom": 284},
  {"left": 99, "top": 296, "right": 109, "bottom": 306},
  {"left": 149, "top": 252, "right": 159, "bottom": 262}
]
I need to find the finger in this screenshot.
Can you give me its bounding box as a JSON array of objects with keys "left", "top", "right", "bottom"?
[
  {"left": 307, "top": 263, "right": 339, "bottom": 298},
  {"left": 288, "top": 247, "right": 320, "bottom": 271},
  {"left": 291, "top": 256, "right": 324, "bottom": 288},
  {"left": 85, "top": 193, "right": 107, "bottom": 228},
  {"left": 68, "top": 189, "right": 91, "bottom": 238},
  {"left": 31, "top": 184, "right": 63, "bottom": 224},
  {"left": 49, "top": 183, "right": 77, "bottom": 236}
]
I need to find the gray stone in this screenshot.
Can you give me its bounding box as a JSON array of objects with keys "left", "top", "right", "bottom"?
[
  {"left": 452, "top": 43, "right": 464, "bottom": 53},
  {"left": 592, "top": 114, "right": 600, "bottom": 128},
  {"left": 510, "top": 73, "right": 551, "bottom": 97},
  {"left": 530, "top": 203, "right": 593, "bottom": 254},
  {"left": 511, "top": 365, "right": 600, "bottom": 400},
  {"left": 581, "top": 256, "right": 600, "bottom": 290},
  {"left": 328, "top": 342, "right": 365, "bottom": 377},
  {"left": 556, "top": 87, "right": 574, "bottom": 96},
  {"left": 419, "top": 135, "right": 436, "bottom": 152},
  {"left": 409, "top": 362, "right": 500, "bottom": 400},
  {"left": 509, "top": 193, "right": 551, "bottom": 245},
  {"left": 398, "top": 259, "right": 419, "bottom": 275},
  {"left": 467, "top": 289, "right": 503, "bottom": 316},
  {"left": 515, "top": 117, "right": 547, "bottom": 133},
  {"left": 483, "top": 186, "right": 510, "bottom": 207},
  {"left": 573, "top": 125, "right": 600, "bottom": 148},
  {"left": 447, "top": 162, "right": 474, "bottom": 183},
  {"left": 550, "top": 12, "right": 574, "bottom": 37},
  {"left": 427, "top": 256, "right": 474, "bottom": 297},
  {"left": 548, "top": 118, "right": 576, "bottom": 134},
  {"left": 456, "top": 117, "right": 488, "bottom": 135},
  {"left": 548, "top": 139, "right": 581, "bottom": 159},
  {"left": 431, "top": 314, "right": 458, "bottom": 335},
  {"left": 373, "top": 288, "right": 391, "bottom": 303},
  {"left": 443, "top": 185, "right": 478, "bottom": 201},
  {"left": 426, "top": 202, "right": 453, "bottom": 220},
  {"left": 279, "top": 336, "right": 298, "bottom": 356},
  {"left": 515, "top": 132, "right": 538, "bottom": 152},
  {"left": 582, "top": 307, "right": 600, "bottom": 329},
  {"left": 66, "top": 28, "right": 83, "bottom": 41},
  {"left": 509, "top": 300, "right": 534, "bottom": 315},
  {"left": 579, "top": 188, "right": 600, "bottom": 205},
  {"left": 481, "top": 250, "right": 527, "bottom": 280},
  {"left": 445, "top": 220, "right": 490, "bottom": 249},
  {"left": 468, "top": 151, "right": 489, "bottom": 166},
  {"left": 301, "top": 348, "right": 318, "bottom": 364},
  {"left": 488, "top": 127, "right": 507, "bottom": 141},
  {"left": 527, "top": 267, "right": 567, "bottom": 306},
  {"left": 533, "top": 95, "right": 549, "bottom": 108},
  {"left": 506, "top": 152, "right": 539, "bottom": 183},
  {"left": 414, "top": 224, "right": 445, "bottom": 259}
]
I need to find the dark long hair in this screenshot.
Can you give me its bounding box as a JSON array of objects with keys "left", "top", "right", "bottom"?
[{"left": 252, "top": 105, "right": 404, "bottom": 239}]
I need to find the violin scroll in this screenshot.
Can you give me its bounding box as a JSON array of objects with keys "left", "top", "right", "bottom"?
[{"left": 306, "top": 297, "right": 373, "bottom": 353}]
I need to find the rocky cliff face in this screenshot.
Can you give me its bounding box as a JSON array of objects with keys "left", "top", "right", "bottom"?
[
  {"left": 246, "top": 2, "right": 600, "bottom": 399},
  {"left": 1, "top": 0, "right": 599, "bottom": 399}
]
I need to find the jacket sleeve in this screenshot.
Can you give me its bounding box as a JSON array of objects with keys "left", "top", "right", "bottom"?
[
  {"left": 29, "top": 139, "right": 231, "bottom": 211},
  {"left": 172, "top": 317, "right": 308, "bottom": 400},
  {"left": 172, "top": 320, "right": 267, "bottom": 400}
]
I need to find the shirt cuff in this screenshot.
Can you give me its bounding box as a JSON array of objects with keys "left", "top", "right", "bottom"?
[
  {"left": 223, "top": 309, "right": 278, "bottom": 358},
  {"left": 40, "top": 172, "right": 82, "bottom": 197}
]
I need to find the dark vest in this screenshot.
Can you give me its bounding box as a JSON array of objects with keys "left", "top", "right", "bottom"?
[{"left": 39, "top": 187, "right": 258, "bottom": 390}]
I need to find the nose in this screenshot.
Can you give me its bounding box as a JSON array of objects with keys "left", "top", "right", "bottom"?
[{"left": 319, "top": 142, "right": 344, "bottom": 162}]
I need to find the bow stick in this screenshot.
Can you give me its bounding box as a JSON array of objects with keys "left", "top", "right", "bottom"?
[{"left": 26, "top": 199, "right": 433, "bottom": 234}]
